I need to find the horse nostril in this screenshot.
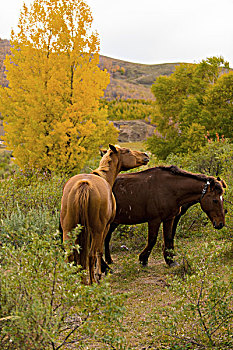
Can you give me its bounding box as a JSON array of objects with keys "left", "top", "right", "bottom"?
[{"left": 215, "top": 222, "right": 224, "bottom": 230}]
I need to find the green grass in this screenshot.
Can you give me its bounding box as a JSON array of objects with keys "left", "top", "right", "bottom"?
[{"left": 108, "top": 230, "right": 233, "bottom": 349}]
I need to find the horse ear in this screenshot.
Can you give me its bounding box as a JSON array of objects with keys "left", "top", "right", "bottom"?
[
  {"left": 100, "top": 149, "right": 107, "bottom": 157},
  {"left": 109, "top": 144, "right": 118, "bottom": 153},
  {"left": 221, "top": 180, "right": 227, "bottom": 189},
  {"left": 216, "top": 176, "right": 227, "bottom": 189},
  {"left": 209, "top": 179, "right": 215, "bottom": 189}
]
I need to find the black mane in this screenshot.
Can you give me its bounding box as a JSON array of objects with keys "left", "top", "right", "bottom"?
[
  {"left": 158, "top": 165, "right": 223, "bottom": 192},
  {"left": 126, "top": 165, "right": 224, "bottom": 192},
  {"left": 159, "top": 165, "right": 208, "bottom": 181}
]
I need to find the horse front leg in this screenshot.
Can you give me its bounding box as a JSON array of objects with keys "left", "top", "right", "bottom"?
[
  {"left": 92, "top": 226, "right": 110, "bottom": 283},
  {"left": 172, "top": 213, "right": 182, "bottom": 240},
  {"left": 139, "top": 220, "right": 161, "bottom": 266},
  {"left": 172, "top": 203, "right": 194, "bottom": 239},
  {"left": 163, "top": 218, "right": 178, "bottom": 267}
]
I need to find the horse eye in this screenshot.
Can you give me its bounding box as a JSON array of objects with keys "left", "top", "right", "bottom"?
[{"left": 213, "top": 199, "right": 218, "bottom": 204}]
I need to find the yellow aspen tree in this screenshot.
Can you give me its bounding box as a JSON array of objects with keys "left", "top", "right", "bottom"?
[{"left": 0, "top": 0, "right": 117, "bottom": 173}]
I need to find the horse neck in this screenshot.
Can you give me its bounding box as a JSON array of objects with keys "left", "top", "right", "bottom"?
[
  {"left": 173, "top": 176, "right": 206, "bottom": 206},
  {"left": 93, "top": 155, "right": 120, "bottom": 188}
]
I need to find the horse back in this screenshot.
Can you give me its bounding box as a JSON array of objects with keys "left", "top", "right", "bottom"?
[
  {"left": 61, "top": 174, "right": 115, "bottom": 233},
  {"left": 112, "top": 170, "right": 178, "bottom": 224}
]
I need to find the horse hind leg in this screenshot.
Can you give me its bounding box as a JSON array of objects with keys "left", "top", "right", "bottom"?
[
  {"left": 96, "top": 252, "right": 103, "bottom": 283},
  {"left": 101, "top": 223, "right": 117, "bottom": 274},
  {"left": 105, "top": 223, "right": 118, "bottom": 265},
  {"left": 88, "top": 243, "right": 96, "bottom": 285},
  {"left": 139, "top": 220, "right": 160, "bottom": 266},
  {"left": 96, "top": 227, "right": 109, "bottom": 282},
  {"left": 88, "top": 234, "right": 104, "bottom": 284}
]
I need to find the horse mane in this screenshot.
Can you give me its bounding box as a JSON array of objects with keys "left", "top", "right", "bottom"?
[
  {"left": 158, "top": 165, "right": 224, "bottom": 192},
  {"left": 92, "top": 150, "right": 113, "bottom": 177},
  {"left": 127, "top": 165, "right": 223, "bottom": 192},
  {"left": 159, "top": 165, "right": 208, "bottom": 180}
]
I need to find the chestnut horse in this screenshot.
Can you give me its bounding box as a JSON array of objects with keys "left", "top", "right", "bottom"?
[
  {"left": 102, "top": 165, "right": 226, "bottom": 270},
  {"left": 60, "top": 144, "right": 149, "bottom": 284}
]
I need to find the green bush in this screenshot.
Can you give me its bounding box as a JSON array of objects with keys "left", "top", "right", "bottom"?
[
  {"left": 165, "top": 139, "right": 233, "bottom": 176},
  {"left": 0, "top": 232, "right": 127, "bottom": 349},
  {"left": 151, "top": 241, "right": 233, "bottom": 349},
  {"left": 0, "top": 172, "right": 64, "bottom": 220},
  {"left": 0, "top": 171, "right": 127, "bottom": 349},
  {"left": 100, "top": 98, "right": 159, "bottom": 121}
]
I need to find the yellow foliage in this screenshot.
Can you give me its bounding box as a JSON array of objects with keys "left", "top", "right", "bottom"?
[{"left": 0, "top": 0, "right": 117, "bottom": 173}]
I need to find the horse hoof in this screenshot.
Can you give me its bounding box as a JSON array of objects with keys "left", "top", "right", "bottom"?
[
  {"left": 105, "top": 267, "right": 114, "bottom": 275},
  {"left": 169, "top": 261, "right": 179, "bottom": 268},
  {"left": 106, "top": 259, "right": 114, "bottom": 265},
  {"left": 139, "top": 260, "right": 148, "bottom": 267},
  {"left": 95, "top": 274, "right": 102, "bottom": 284}
]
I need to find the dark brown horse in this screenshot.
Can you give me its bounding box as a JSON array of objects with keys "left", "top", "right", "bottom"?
[
  {"left": 103, "top": 165, "right": 226, "bottom": 270},
  {"left": 60, "top": 144, "right": 149, "bottom": 284}
]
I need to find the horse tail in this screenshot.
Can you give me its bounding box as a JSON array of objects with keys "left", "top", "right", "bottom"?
[
  {"left": 59, "top": 218, "right": 63, "bottom": 244},
  {"left": 72, "top": 180, "right": 92, "bottom": 271}
]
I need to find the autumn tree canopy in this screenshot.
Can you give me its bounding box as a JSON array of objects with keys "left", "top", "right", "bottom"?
[
  {"left": 0, "top": 0, "right": 117, "bottom": 173},
  {"left": 147, "top": 57, "right": 232, "bottom": 159}
]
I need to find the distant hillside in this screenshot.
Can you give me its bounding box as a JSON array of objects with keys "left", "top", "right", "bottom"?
[
  {"left": 99, "top": 56, "right": 180, "bottom": 100},
  {"left": 0, "top": 38, "right": 179, "bottom": 99},
  {"left": 0, "top": 39, "right": 11, "bottom": 88}
]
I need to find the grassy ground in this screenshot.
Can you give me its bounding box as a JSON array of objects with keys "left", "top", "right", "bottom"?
[{"left": 104, "top": 221, "right": 233, "bottom": 349}]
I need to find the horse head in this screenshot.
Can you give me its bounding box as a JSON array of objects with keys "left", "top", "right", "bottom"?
[
  {"left": 109, "top": 144, "right": 149, "bottom": 170},
  {"left": 200, "top": 177, "right": 226, "bottom": 230}
]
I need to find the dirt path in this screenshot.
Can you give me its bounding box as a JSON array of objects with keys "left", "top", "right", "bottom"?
[{"left": 110, "top": 252, "right": 174, "bottom": 349}]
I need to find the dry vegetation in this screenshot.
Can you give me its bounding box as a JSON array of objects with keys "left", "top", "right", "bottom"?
[{"left": 99, "top": 56, "right": 179, "bottom": 100}]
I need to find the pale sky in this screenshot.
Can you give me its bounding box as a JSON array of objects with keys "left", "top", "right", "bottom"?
[{"left": 0, "top": 0, "right": 233, "bottom": 66}]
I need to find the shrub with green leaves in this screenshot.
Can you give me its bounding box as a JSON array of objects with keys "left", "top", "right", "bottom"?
[
  {"left": 0, "top": 172, "right": 64, "bottom": 218},
  {"left": 0, "top": 172, "right": 65, "bottom": 247},
  {"left": 165, "top": 138, "right": 233, "bottom": 176},
  {"left": 0, "top": 231, "right": 127, "bottom": 350},
  {"left": 0, "top": 171, "right": 127, "bottom": 349},
  {"left": 151, "top": 240, "right": 233, "bottom": 349}
]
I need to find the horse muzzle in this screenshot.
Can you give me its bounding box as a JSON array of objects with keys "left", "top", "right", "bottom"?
[
  {"left": 213, "top": 221, "right": 224, "bottom": 230},
  {"left": 143, "top": 154, "right": 150, "bottom": 164}
]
